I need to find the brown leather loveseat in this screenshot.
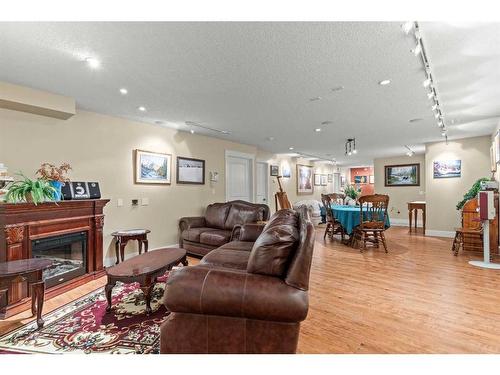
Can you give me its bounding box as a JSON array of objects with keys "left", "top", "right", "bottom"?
[
  {"left": 179, "top": 200, "right": 270, "bottom": 257},
  {"left": 161, "top": 206, "right": 315, "bottom": 353}
]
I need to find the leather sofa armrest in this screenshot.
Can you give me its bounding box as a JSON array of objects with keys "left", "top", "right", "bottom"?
[
  {"left": 238, "top": 223, "right": 266, "bottom": 242},
  {"left": 164, "top": 266, "right": 308, "bottom": 323},
  {"left": 179, "top": 216, "right": 206, "bottom": 232}
]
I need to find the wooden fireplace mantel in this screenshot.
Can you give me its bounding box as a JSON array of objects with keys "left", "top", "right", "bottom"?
[{"left": 0, "top": 199, "right": 109, "bottom": 318}]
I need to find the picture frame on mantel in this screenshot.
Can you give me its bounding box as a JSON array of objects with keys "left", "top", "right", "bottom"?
[{"left": 134, "top": 149, "right": 172, "bottom": 184}]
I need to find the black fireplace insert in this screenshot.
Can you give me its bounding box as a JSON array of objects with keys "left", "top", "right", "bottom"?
[{"left": 31, "top": 232, "right": 87, "bottom": 288}]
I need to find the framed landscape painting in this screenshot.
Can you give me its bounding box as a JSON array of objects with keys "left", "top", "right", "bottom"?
[
  {"left": 433, "top": 160, "right": 461, "bottom": 179},
  {"left": 176, "top": 156, "right": 205, "bottom": 184},
  {"left": 354, "top": 175, "right": 368, "bottom": 184},
  {"left": 297, "top": 164, "right": 314, "bottom": 195},
  {"left": 384, "top": 163, "right": 420, "bottom": 187},
  {"left": 134, "top": 149, "right": 171, "bottom": 184}
]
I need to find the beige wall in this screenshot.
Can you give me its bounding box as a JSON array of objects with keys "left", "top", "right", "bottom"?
[
  {"left": 374, "top": 155, "right": 426, "bottom": 222},
  {"left": 0, "top": 108, "right": 260, "bottom": 265},
  {"left": 425, "top": 136, "right": 491, "bottom": 234}
]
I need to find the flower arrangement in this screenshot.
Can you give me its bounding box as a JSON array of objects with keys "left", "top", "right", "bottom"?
[
  {"left": 36, "top": 162, "right": 72, "bottom": 182},
  {"left": 344, "top": 184, "right": 361, "bottom": 200}
]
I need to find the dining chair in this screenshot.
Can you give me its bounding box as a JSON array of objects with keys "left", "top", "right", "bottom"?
[
  {"left": 353, "top": 194, "right": 389, "bottom": 252},
  {"left": 321, "top": 193, "right": 345, "bottom": 241},
  {"left": 328, "top": 193, "right": 345, "bottom": 205}
]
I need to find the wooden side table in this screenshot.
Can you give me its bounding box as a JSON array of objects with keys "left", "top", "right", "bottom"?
[
  {"left": 0, "top": 259, "right": 53, "bottom": 328},
  {"left": 111, "top": 229, "right": 151, "bottom": 264},
  {"left": 408, "top": 201, "right": 426, "bottom": 235}
]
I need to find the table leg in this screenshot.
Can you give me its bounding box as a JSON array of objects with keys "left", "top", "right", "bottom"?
[
  {"left": 409, "top": 208, "right": 412, "bottom": 232},
  {"left": 414, "top": 209, "right": 418, "bottom": 231},
  {"left": 143, "top": 239, "right": 148, "bottom": 253},
  {"left": 31, "top": 281, "right": 45, "bottom": 329},
  {"left": 120, "top": 240, "right": 127, "bottom": 262},
  {"left": 138, "top": 239, "right": 142, "bottom": 255},
  {"left": 423, "top": 208, "right": 426, "bottom": 235},
  {"left": 115, "top": 239, "right": 120, "bottom": 264},
  {"left": 141, "top": 283, "right": 154, "bottom": 315},
  {"left": 105, "top": 282, "right": 115, "bottom": 312}
]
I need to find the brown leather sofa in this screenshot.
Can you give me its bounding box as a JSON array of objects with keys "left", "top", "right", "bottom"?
[
  {"left": 179, "top": 200, "right": 270, "bottom": 257},
  {"left": 160, "top": 206, "right": 315, "bottom": 354}
]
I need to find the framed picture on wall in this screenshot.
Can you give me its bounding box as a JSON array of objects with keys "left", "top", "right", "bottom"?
[
  {"left": 354, "top": 175, "right": 368, "bottom": 184},
  {"left": 491, "top": 142, "right": 497, "bottom": 173},
  {"left": 270, "top": 164, "right": 279, "bottom": 176},
  {"left": 341, "top": 175, "right": 346, "bottom": 187},
  {"left": 176, "top": 156, "right": 205, "bottom": 184},
  {"left": 297, "top": 164, "right": 314, "bottom": 195},
  {"left": 282, "top": 165, "right": 291, "bottom": 178},
  {"left": 134, "top": 149, "right": 172, "bottom": 184},
  {"left": 495, "top": 130, "right": 500, "bottom": 164},
  {"left": 369, "top": 175, "right": 375, "bottom": 184},
  {"left": 314, "top": 174, "right": 321, "bottom": 186},
  {"left": 384, "top": 163, "right": 420, "bottom": 187},
  {"left": 433, "top": 160, "right": 461, "bottom": 178},
  {"left": 321, "top": 174, "right": 328, "bottom": 186},
  {"left": 327, "top": 174, "right": 333, "bottom": 183}
]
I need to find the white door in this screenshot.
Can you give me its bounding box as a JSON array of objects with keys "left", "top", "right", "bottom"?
[
  {"left": 225, "top": 152, "right": 253, "bottom": 202},
  {"left": 334, "top": 173, "right": 341, "bottom": 193},
  {"left": 256, "top": 162, "right": 268, "bottom": 205}
]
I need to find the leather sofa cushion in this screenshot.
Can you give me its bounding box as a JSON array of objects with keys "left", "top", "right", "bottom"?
[
  {"left": 205, "top": 203, "right": 231, "bottom": 229},
  {"left": 247, "top": 209, "right": 299, "bottom": 277},
  {"left": 182, "top": 227, "right": 217, "bottom": 243},
  {"left": 199, "top": 230, "right": 231, "bottom": 246},
  {"left": 200, "top": 248, "right": 251, "bottom": 270},
  {"left": 224, "top": 203, "right": 264, "bottom": 230},
  {"left": 219, "top": 241, "right": 254, "bottom": 252}
]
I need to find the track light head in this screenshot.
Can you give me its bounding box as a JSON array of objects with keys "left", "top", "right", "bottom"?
[
  {"left": 427, "top": 91, "right": 435, "bottom": 99},
  {"left": 423, "top": 78, "right": 431, "bottom": 88},
  {"left": 412, "top": 43, "right": 422, "bottom": 56},
  {"left": 401, "top": 21, "right": 414, "bottom": 34}
]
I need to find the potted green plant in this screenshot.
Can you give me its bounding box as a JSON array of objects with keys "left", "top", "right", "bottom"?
[
  {"left": 456, "top": 177, "right": 490, "bottom": 210},
  {"left": 36, "top": 162, "right": 72, "bottom": 201},
  {"left": 343, "top": 184, "right": 361, "bottom": 205},
  {"left": 5, "top": 173, "right": 56, "bottom": 205}
]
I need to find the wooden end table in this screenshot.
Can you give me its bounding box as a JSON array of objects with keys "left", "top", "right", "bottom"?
[
  {"left": 408, "top": 201, "right": 426, "bottom": 235},
  {"left": 105, "top": 248, "right": 187, "bottom": 315},
  {"left": 0, "top": 259, "right": 53, "bottom": 329},
  {"left": 111, "top": 229, "right": 151, "bottom": 264}
]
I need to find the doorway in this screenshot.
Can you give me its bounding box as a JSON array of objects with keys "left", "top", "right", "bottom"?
[
  {"left": 225, "top": 150, "right": 254, "bottom": 202},
  {"left": 256, "top": 162, "right": 269, "bottom": 205}
]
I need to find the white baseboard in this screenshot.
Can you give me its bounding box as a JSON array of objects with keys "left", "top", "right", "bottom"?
[
  {"left": 390, "top": 218, "right": 423, "bottom": 227},
  {"left": 103, "top": 243, "right": 180, "bottom": 268},
  {"left": 425, "top": 230, "right": 455, "bottom": 238}
]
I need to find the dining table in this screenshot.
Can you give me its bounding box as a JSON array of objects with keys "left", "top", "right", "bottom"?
[{"left": 331, "top": 205, "right": 391, "bottom": 236}]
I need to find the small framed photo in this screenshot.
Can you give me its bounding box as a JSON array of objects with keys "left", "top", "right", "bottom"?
[
  {"left": 327, "top": 174, "right": 333, "bottom": 183},
  {"left": 282, "top": 165, "right": 291, "bottom": 178},
  {"left": 321, "top": 174, "right": 328, "bottom": 186},
  {"left": 369, "top": 175, "right": 375, "bottom": 184},
  {"left": 177, "top": 156, "right": 205, "bottom": 184},
  {"left": 270, "top": 164, "right": 280, "bottom": 176},
  {"left": 314, "top": 174, "right": 321, "bottom": 186},
  {"left": 135, "top": 149, "right": 172, "bottom": 184},
  {"left": 341, "top": 175, "right": 346, "bottom": 187}
]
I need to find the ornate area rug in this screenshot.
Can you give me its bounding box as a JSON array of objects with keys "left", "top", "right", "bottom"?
[{"left": 0, "top": 281, "right": 169, "bottom": 354}]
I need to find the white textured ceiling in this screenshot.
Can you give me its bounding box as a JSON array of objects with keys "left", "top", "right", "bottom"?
[{"left": 0, "top": 22, "right": 498, "bottom": 166}]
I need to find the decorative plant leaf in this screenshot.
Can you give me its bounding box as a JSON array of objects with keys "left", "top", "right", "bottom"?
[
  {"left": 5, "top": 172, "right": 57, "bottom": 205},
  {"left": 456, "top": 177, "right": 490, "bottom": 210}
]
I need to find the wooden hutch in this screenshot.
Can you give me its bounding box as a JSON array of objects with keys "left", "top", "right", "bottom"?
[{"left": 0, "top": 199, "right": 109, "bottom": 318}]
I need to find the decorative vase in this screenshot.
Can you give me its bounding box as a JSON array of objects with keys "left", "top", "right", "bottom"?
[{"left": 49, "top": 180, "right": 63, "bottom": 201}]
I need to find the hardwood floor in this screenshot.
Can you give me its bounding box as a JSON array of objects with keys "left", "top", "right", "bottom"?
[{"left": 2, "top": 226, "right": 500, "bottom": 353}]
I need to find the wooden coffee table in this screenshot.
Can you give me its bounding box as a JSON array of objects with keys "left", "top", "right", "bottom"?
[
  {"left": 0, "top": 258, "right": 53, "bottom": 328},
  {"left": 105, "top": 248, "right": 187, "bottom": 315}
]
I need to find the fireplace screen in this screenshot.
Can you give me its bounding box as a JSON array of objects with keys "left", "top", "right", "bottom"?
[{"left": 31, "top": 232, "right": 87, "bottom": 288}]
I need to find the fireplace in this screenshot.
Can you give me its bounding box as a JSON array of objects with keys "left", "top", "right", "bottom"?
[{"left": 32, "top": 232, "right": 87, "bottom": 288}]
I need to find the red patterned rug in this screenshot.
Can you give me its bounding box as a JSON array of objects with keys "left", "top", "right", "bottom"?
[{"left": 0, "top": 279, "right": 170, "bottom": 354}]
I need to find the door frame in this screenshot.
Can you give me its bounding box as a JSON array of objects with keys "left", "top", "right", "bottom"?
[
  {"left": 256, "top": 161, "right": 269, "bottom": 206},
  {"left": 225, "top": 150, "right": 255, "bottom": 203}
]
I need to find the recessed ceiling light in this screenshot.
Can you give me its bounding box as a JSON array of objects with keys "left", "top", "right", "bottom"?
[
  {"left": 331, "top": 86, "right": 345, "bottom": 92},
  {"left": 154, "top": 120, "right": 164, "bottom": 125},
  {"left": 221, "top": 130, "right": 231, "bottom": 135},
  {"left": 379, "top": 79, "right": 391, "bottom": 86},
  {"left": 409, "top": 118, "right": 423, "bottom": 123},
  {"left": 267, "top": 136, "right": 275, "bottom": 141},
  {"left": 309, "top": 96, "right": 322, "bottom": 102},
  {"left": 314, "top": 128, "right": 322, "bottom": 132},
  {"left": 138, "top": 106, "right": 146, "bottom": 112},
  {"left": 119, "top": 88, "right": 128, "bottom": 95},
  {"left": 85, "top": 57, "right": 100, "bottom": 69},
  {"left": 289, "top": 147, "right": 294, "bottom": 150},
  {"left": 321, "top": 121, "right": 333, "bottom": 125},
  {"left": 190, "top": 129, "right": 195, "bottom": 134}
]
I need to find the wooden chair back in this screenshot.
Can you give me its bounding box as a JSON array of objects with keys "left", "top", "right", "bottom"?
[
  {"left": 358, "top": 194, "right": 389, "bottom": 230},
  {"left": 328, "top": 193, "right": 345, "bottom": 205},
  {"left": 321, "top": 194, "right": 335, "bottom": 222}
]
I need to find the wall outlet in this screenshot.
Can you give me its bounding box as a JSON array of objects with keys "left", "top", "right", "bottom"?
[
  {"left": 117, "top": 198, "right": 123, "bottom": 207},
  {"left": 141, "top": 197, "right": 149, "bottom": 206},
  {"left": 131, "top": 199, "right": 139, "bottom": 206}
]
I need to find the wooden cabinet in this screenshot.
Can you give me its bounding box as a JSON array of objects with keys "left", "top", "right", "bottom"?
[
  {"left": 0, "top": 199, "right": 109, "bottom": 318},
  {"left": 461, "top": 194, "right": 499, "bottom": 254}
]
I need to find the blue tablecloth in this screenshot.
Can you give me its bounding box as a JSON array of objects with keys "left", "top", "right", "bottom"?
[{"left": 324, "top": 205, "right": 391, "bottom": 235}]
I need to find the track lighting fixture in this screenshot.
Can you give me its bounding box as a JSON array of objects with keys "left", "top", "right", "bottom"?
[
  {"left": 427, "top": 91, "right": 435, "bottom": 99},
  {"left": 423, "top": 78, "right": 431, "bottom": 88},
  {"left": 431, "top": 103, "right": 438, "bottom": 111},
  {"left": 345, "top": 138, "right": 357, "bottom": 156},
  {"left": 401, "top": 21, "right": 414, "bottom": 35},
  {"left": 412, "top": 42, "right": 422, "bottom": 56}
]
